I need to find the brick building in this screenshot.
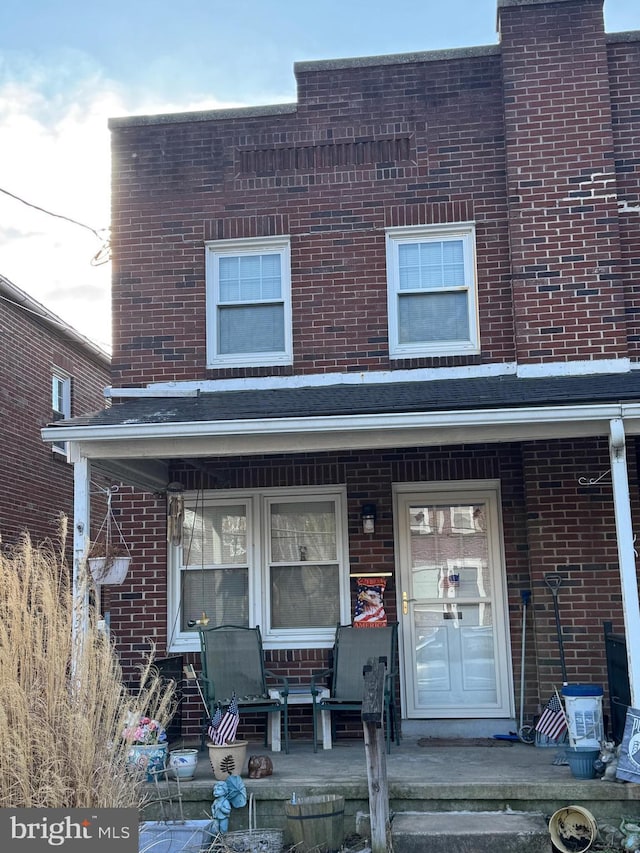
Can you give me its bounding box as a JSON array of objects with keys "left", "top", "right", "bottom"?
[
  {"left": 44, "top": 0, "right": 640, "bottom": 742},
  {"left": 1, "top": 274, "right": 110, "bottom": 548}
]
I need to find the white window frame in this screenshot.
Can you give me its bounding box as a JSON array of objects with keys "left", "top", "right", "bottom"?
[
  {"left": 205, "top": 235, "right": 292, "bottom": 368},
  {"left": 168, "top": 486, "right": 350, "bottom": 652},
  {"left": 51, "top": 371, "right": 71, "bottom": 455},
  {"left": 386, "top": 222, "right": 479, "bottom": 359}
]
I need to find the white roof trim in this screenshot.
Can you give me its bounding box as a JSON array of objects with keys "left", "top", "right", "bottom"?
[
  {"left": 42, "top": 402, "right": 640, "bottom": 447},
  {"left": 103, "top": 357, "right": 632, "bottom": 398}
]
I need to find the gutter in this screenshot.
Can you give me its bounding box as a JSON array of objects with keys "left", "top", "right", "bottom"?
[
  {"left": 0, "top": 274, "right": 110, "bottom": 366},
  {"left": 41, "top": 402, "right": 637, "bottom": 445}
]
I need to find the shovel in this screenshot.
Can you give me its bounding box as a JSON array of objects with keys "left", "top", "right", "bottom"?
[{"left": 544, "top": 573, "right": 568, "bottom": 685}]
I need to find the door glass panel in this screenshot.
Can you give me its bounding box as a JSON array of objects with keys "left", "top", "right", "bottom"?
[{"left": 408, "top": 501, "right": 498, "bottom": 711}]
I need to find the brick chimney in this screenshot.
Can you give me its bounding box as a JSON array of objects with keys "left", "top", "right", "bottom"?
[{"left": 498, "top": 0, "right": 627, "bottom": 366}]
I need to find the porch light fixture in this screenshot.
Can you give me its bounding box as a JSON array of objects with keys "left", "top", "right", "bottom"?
[{"left": 361, "top": 503, "right": 377, "bottom": 534}]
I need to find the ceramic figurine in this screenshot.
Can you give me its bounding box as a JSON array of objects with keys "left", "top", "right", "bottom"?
[{"left": 248, "top": 754, "right": 273, "bottom": 778}]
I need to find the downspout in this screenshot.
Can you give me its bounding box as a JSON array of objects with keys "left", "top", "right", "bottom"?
[{"left": 609, "top": 418, "right": 640, "bottom": 706}]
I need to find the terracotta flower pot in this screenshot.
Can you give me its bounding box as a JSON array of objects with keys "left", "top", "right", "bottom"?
[{"left": 207, "top": 740, "right": 248, "bottom": 780}]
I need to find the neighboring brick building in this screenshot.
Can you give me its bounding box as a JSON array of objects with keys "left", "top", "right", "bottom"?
[
  {"left": 44, "top": 0, "right": 640, "bottom": 743},
  {"left": 1, "top": 274, "right": 110, "bottom": 548}
]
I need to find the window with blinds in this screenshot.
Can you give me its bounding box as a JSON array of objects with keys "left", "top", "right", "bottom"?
[
  {"left": 386, "top": 223, "right": 479, "bottom": 358},
  {"left": 171, "top": 488, "right": 349, "bottom": 650},
  {"left": 205, "top": 236, "right": 292, "bottom": 368}
]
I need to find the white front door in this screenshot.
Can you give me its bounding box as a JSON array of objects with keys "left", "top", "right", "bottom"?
[{"left": 395, "top": 483, "right": 513, "bottom": 718}]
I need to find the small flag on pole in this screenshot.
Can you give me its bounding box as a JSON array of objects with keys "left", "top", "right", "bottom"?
[
  {"left": 207, "top": 706, "right": 223, "bottom": 743},
  {"left": 211, "top": 693, "right": 240, "bottom": 745},
  {"left": 535, "top": 690, "right": 568, "bottom": 740}
]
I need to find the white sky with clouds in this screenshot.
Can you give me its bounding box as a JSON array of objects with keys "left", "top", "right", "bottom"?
[{"left": 0, "top": 0, "right": 637, "bottom": 353}]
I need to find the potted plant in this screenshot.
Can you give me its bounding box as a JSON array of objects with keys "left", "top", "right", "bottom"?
[
  {"left": 206, "top": 694, "right": 248, "bottom": 780},
  {"left": 122, "top": 715, "right": 169, "bottom": 782},
  {"left": 88, "top": 544, "right": 131, "bottom": 584},
  {"left": 168, "top": 747, "right": 199, "bottom": 781},
  {"left": 87, "top": 485, "right": 132, "bottom": 584}
]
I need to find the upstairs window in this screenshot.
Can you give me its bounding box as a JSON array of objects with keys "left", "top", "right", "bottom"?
[
  {"left": 51, "top": 371, "right": 71, "bottom": 455},
  {"left": 205, "top": 236, "right": 292, "bottom": 368},
  {"left": 386, "top": 223, "right": 479, "bottom": 358}
]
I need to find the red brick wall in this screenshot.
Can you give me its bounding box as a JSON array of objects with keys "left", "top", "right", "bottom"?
[
  {"left": 110, "top": 48, "right": 512, "bottom": 385},
  {"left": 608, "top": 35, "right": 640, "bottom": 358},
  {"left": 499, "top": 0, "right": 627, "bottom": 364},
  {"left": 522, "top": 436, "right": 633, "bottom": 706},
  {"left": 0, "top": 296, "right": 110, "bottom": 547},
  {"left": 107, "top": 440, "right": 624, "bottom": 740},
  {"left": 109, "top": 2, "right": 639, "bottom": 387}
]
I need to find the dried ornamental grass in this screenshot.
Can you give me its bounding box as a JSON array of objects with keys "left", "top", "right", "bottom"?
[{"left": 0, "top": 525, "right": 176, "bottom": 808}]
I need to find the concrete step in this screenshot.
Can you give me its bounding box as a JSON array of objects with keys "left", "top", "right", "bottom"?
[{"left": 390, "top": 811, "right": 551, "bottom": 853}]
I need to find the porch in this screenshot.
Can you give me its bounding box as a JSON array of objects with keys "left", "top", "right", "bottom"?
[{"left": 143, "top": 736, "right": 640, "bottom": 833}]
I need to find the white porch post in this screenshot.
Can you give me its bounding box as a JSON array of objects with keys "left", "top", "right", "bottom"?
[
  {"left": 72, "top": 454, "right": 91, "bottom": 650},
  {"left": 609, "top": 418, "right": 640, "bottom": 706}
]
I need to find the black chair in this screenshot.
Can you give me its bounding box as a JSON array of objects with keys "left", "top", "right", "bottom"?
[
  {"left": 197, "top": 624, "right": 290, "bottom": 752},
  {"left": 310, "top": 622, "right": 400, "bottom": 753}
]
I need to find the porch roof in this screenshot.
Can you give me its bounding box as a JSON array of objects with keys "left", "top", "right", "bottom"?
[
  {"left": 49, "top": 371, "right": 640, "bottom": 428},
  {"left": 42, "top": 371, "right": 640, "bottom": 491}
]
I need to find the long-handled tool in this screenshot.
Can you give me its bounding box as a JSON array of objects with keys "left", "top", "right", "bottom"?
[
  {"left": 184, "top": 663, "right": 210, "bottom": 714},
  {"left": 517, "top": 590, "right": 535, "bottom": 743},
  {"left": 544, "top": 573, "right": 568, "bottom": 685}
]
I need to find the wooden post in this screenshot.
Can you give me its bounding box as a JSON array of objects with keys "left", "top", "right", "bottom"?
[{"left": 362, "top": 659, "right": 393, "bottom": 853}]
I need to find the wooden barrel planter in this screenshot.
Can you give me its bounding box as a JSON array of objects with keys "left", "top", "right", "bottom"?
[{"left": 284, "top": 794, "right": 345, "bottom": 853}]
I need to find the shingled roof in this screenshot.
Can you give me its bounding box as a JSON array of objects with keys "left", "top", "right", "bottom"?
[{"left": 59, "top": 371, "right": 640, "bottom": 430}]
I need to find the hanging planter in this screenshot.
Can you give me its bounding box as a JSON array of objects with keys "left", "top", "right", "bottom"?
[
  {"left": 87, "top": 486, "right": 132, "bottom": 585},
  {"left": 88, "top": 554, "right": 131, "bottom": 585}
]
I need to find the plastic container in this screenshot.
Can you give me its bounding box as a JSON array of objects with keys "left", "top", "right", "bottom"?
[
  {"left": 562, "top": 684, "right": 604, "bottom": 749},
  {"left": 565, "top": 746, "right": 600, "bottom": 779},
  {"left": 549, "top": 806, "right": 597, "bottom": 852}
]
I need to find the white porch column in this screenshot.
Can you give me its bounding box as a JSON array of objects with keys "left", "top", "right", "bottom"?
[
  {"left": 72, "top": 454, "right": 91, "bottom": 648},
  {"left": 609, "top": 418, "right": 640, "bottom": 706}
]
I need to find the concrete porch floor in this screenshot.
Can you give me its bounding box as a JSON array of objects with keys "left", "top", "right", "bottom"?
[{"left": 144, "top": 736, "right": 640, "bottom": 834}]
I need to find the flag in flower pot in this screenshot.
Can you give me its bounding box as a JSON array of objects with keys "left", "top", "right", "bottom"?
[{"left": 209, "top": 693, "right": 239, "bottom": 745}]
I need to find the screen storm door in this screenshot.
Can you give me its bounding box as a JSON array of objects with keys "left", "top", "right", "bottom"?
[{"left": 395, "top": 485, "right": 513, "bottom": 718}]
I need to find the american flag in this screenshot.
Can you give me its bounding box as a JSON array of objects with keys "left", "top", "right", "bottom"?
[
  {"left": 535, "top": 692, "right": 567, "bottom": 740},
  {"left": 207, "top": 706, "right": 223, "bottom": 743},
  {"left": 211, "top": 693, "right": 240, "bottom": 745}
]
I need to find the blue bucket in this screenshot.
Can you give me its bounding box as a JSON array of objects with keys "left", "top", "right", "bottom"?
[{"left": 565, "top": 746, "right": 600, "bottom": 779}]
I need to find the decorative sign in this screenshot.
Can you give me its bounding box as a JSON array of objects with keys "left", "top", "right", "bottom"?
[
  {"left": 354, "top": 577, "right": 387, "bottom": 627},
  {"left": 616, "top": 706, "right": 640, "bottom": 783}
]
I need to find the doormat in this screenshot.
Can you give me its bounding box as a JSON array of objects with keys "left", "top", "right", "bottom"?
[{"left": 417, "top": 737, "right": 513, "bottom": 747}]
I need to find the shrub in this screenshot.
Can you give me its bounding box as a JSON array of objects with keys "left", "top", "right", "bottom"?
[{"left": 0, "top": 522, "right": 175, "bottom": 808}]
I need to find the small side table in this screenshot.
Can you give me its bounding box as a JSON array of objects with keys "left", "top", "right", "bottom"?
[{"left": 268, "top": 686, "right": 332, "bottom": 751}]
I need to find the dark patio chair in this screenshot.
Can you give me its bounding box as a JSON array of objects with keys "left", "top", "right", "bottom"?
[
  {"left": 197, "top": 624, "right": 290, "bottom": 753},
  {"left": 310, "top": 622, "right": 400, "bottom": 753}
]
